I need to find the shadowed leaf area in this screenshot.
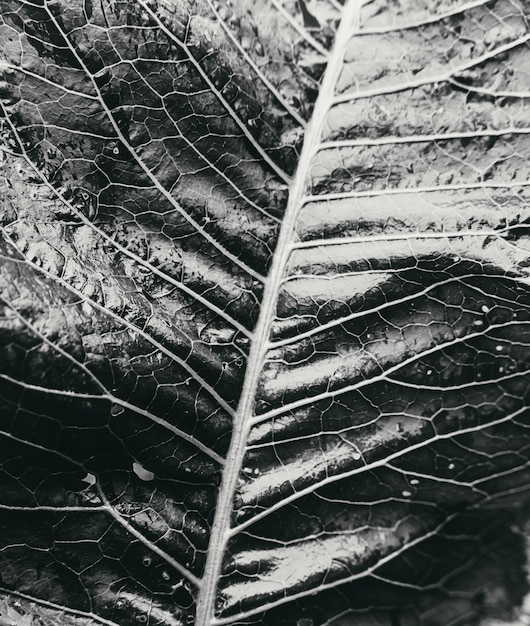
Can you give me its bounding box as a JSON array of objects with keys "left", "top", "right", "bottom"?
[{"left": 1, "top": 0, "right": 530, "bottom": 624}]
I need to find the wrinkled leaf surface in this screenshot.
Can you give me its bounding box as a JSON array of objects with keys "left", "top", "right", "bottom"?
[{"left": 1, "top": 0, "right": 530, "bottom": 625}]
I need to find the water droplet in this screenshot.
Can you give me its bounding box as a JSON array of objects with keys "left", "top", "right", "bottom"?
[
  {"left": 402, "top": 490, "right": 412, "bottom": 498},
  {"left": 112, "top": 146, "right": 120, "bottom": 155},
  {"left": 448, "top": 463, "right": 455, "bottom": 470},
  {"left": 138, "top": 615, "right": 147, "bottom": 623},
  {"left": 116, "top": 600, "right": 125, "bottom": 609},
  {"left": 161, "top": 570, "right": 170, "bottom": 581},
  {"left": 352, "top": 451, "right": 361, "bottom": 461},
  {"left": 410, "top": 479, "right": 419, "bottom": 486},
  {"left": 253, "top": 467, "right": 260, "bottom": 476},
  {"left": 481, "top": 305, "right": 490, "bottom": 313},
  {"left": 142, "top": 555, "right": 152, "bottom": 567},
  {"left": 133, "top": 462, "right": 155, "bottom": 481},
  {"left": 110, "top": 404, "right": 124, "bottom": 417},
  {"left": 473, "top": 319, "right": 484, "bottom": 327},
  {"left": 495, "top": 345, "right": 503, "bottom": 352},
  {"left": 426, "top": 369, "right": 433, "bottom": 376}
]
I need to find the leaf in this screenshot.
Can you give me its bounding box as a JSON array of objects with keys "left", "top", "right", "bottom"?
[{"left": 1, "top": 0, "right": 530, "bottom": 625}]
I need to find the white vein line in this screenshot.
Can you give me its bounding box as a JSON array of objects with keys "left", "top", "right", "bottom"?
[
  {"left": 479, "top": 481, "right": 530, "bottom": 508},
  {"left": 332, "top": 34, "right": 530, "bottom": 105},
  {"left": 204, "top": 0, "right": 307, "bottom": 128},
  {"left": 233, "top": 404, "right": 528, "bottom": 537},
  {"left": 385, "top": 368, "right": 530, "bottom": 393},
  {"left": 462, "top": 458, "right": 530, "bottom": 491},
  {"left": 366, "top": 573, "right": 449, "bottom": 593},
  {"left": 248, "top": 372, "right": 530, "bottom": 447},
  {"left": 317, "top": 126, "right": 530, "bottom": 149},
  {"left": 0, "top": 372, "right": 226, "bottom": 465},
  {"left": 137, "top": 0, "right": 291, "bottom": 185},
  {"left": 291, "top": 228, "right": 502, "bottom": 249},
  {"left": 0, "top": 427, "right": 201, "bottom": 587},
  {"left": 0, "top": 116, "right": 252, "bottom": 338},
  {"left": 41, "top": 6, "right": 265, "bottom": 282},
  {"left": 217, "top": 507, "right": 475, "bottom": 624},
  {"left": 0, "top": 292, "right": 134, "bottom": 403},
  {"left": 113, "top": 64, "right": 281, "bottom": 223},
  {"left": 1, "top": 62, "right": 99, "bottom": 100},
  {"left": 93, "top": 482, "right": 203, "bottom": 588},
  {"left": 0, "top": 505, "right": 107, "bottom": 511},
  {"left": 254, "top": 318, "right": 526, "bottom": 423},
  {"left": 269, "top": 0, "right": 330, "bottom": 58},
  {"left": 355, "top": 0, "right": 496, "bottom": 35},
  {"left": 384, "top": 465, "right": 483, "bottom": 493},
  {"left": 0, "top": 587, "right": 120, "bottom": 626},
  {"left": 270, "top": 272, "right": 527, "bottom": 349},
  {"left": 1, "top": 230, "right": 237, "bottom": 419},
  {"left": 448, "top": 76, "right": 530, "bottom": 99},
  {"left": 13, "top": 122, "right": 111, "bottom": 141},
  {"left": 0, "top": 266, "right": 231, "bottom": 463},
  {"left": 195, "top": 2, "right": 361, "bottom": 624},
  {"left": 141, "top": 125, "right": 280, "bottom": 224},
  {"left": 301, "top": 180, "right": 530, "bottom": 203}
]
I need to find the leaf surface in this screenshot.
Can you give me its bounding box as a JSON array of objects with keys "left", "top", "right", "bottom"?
[{"left": 1, "top": 0, "right": 530, "bottom": 625}]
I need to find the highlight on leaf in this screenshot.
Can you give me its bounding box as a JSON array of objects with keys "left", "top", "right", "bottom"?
[{"left": 0, "top": 0, "right": 530, "bottom": 625}]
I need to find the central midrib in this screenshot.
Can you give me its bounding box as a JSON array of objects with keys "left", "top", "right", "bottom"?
[{"left": 194, "top": 2, "right": 361, "bottom": 624}]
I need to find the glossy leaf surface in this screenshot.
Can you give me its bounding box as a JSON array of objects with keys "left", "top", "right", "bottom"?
[{"left": 1, "top": 0, "right": 530, "bottom": 625}]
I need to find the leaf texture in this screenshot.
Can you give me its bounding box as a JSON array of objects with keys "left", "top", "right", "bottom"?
[{"left": 0, "top": 0, "right": 530, "bottom": 625}]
